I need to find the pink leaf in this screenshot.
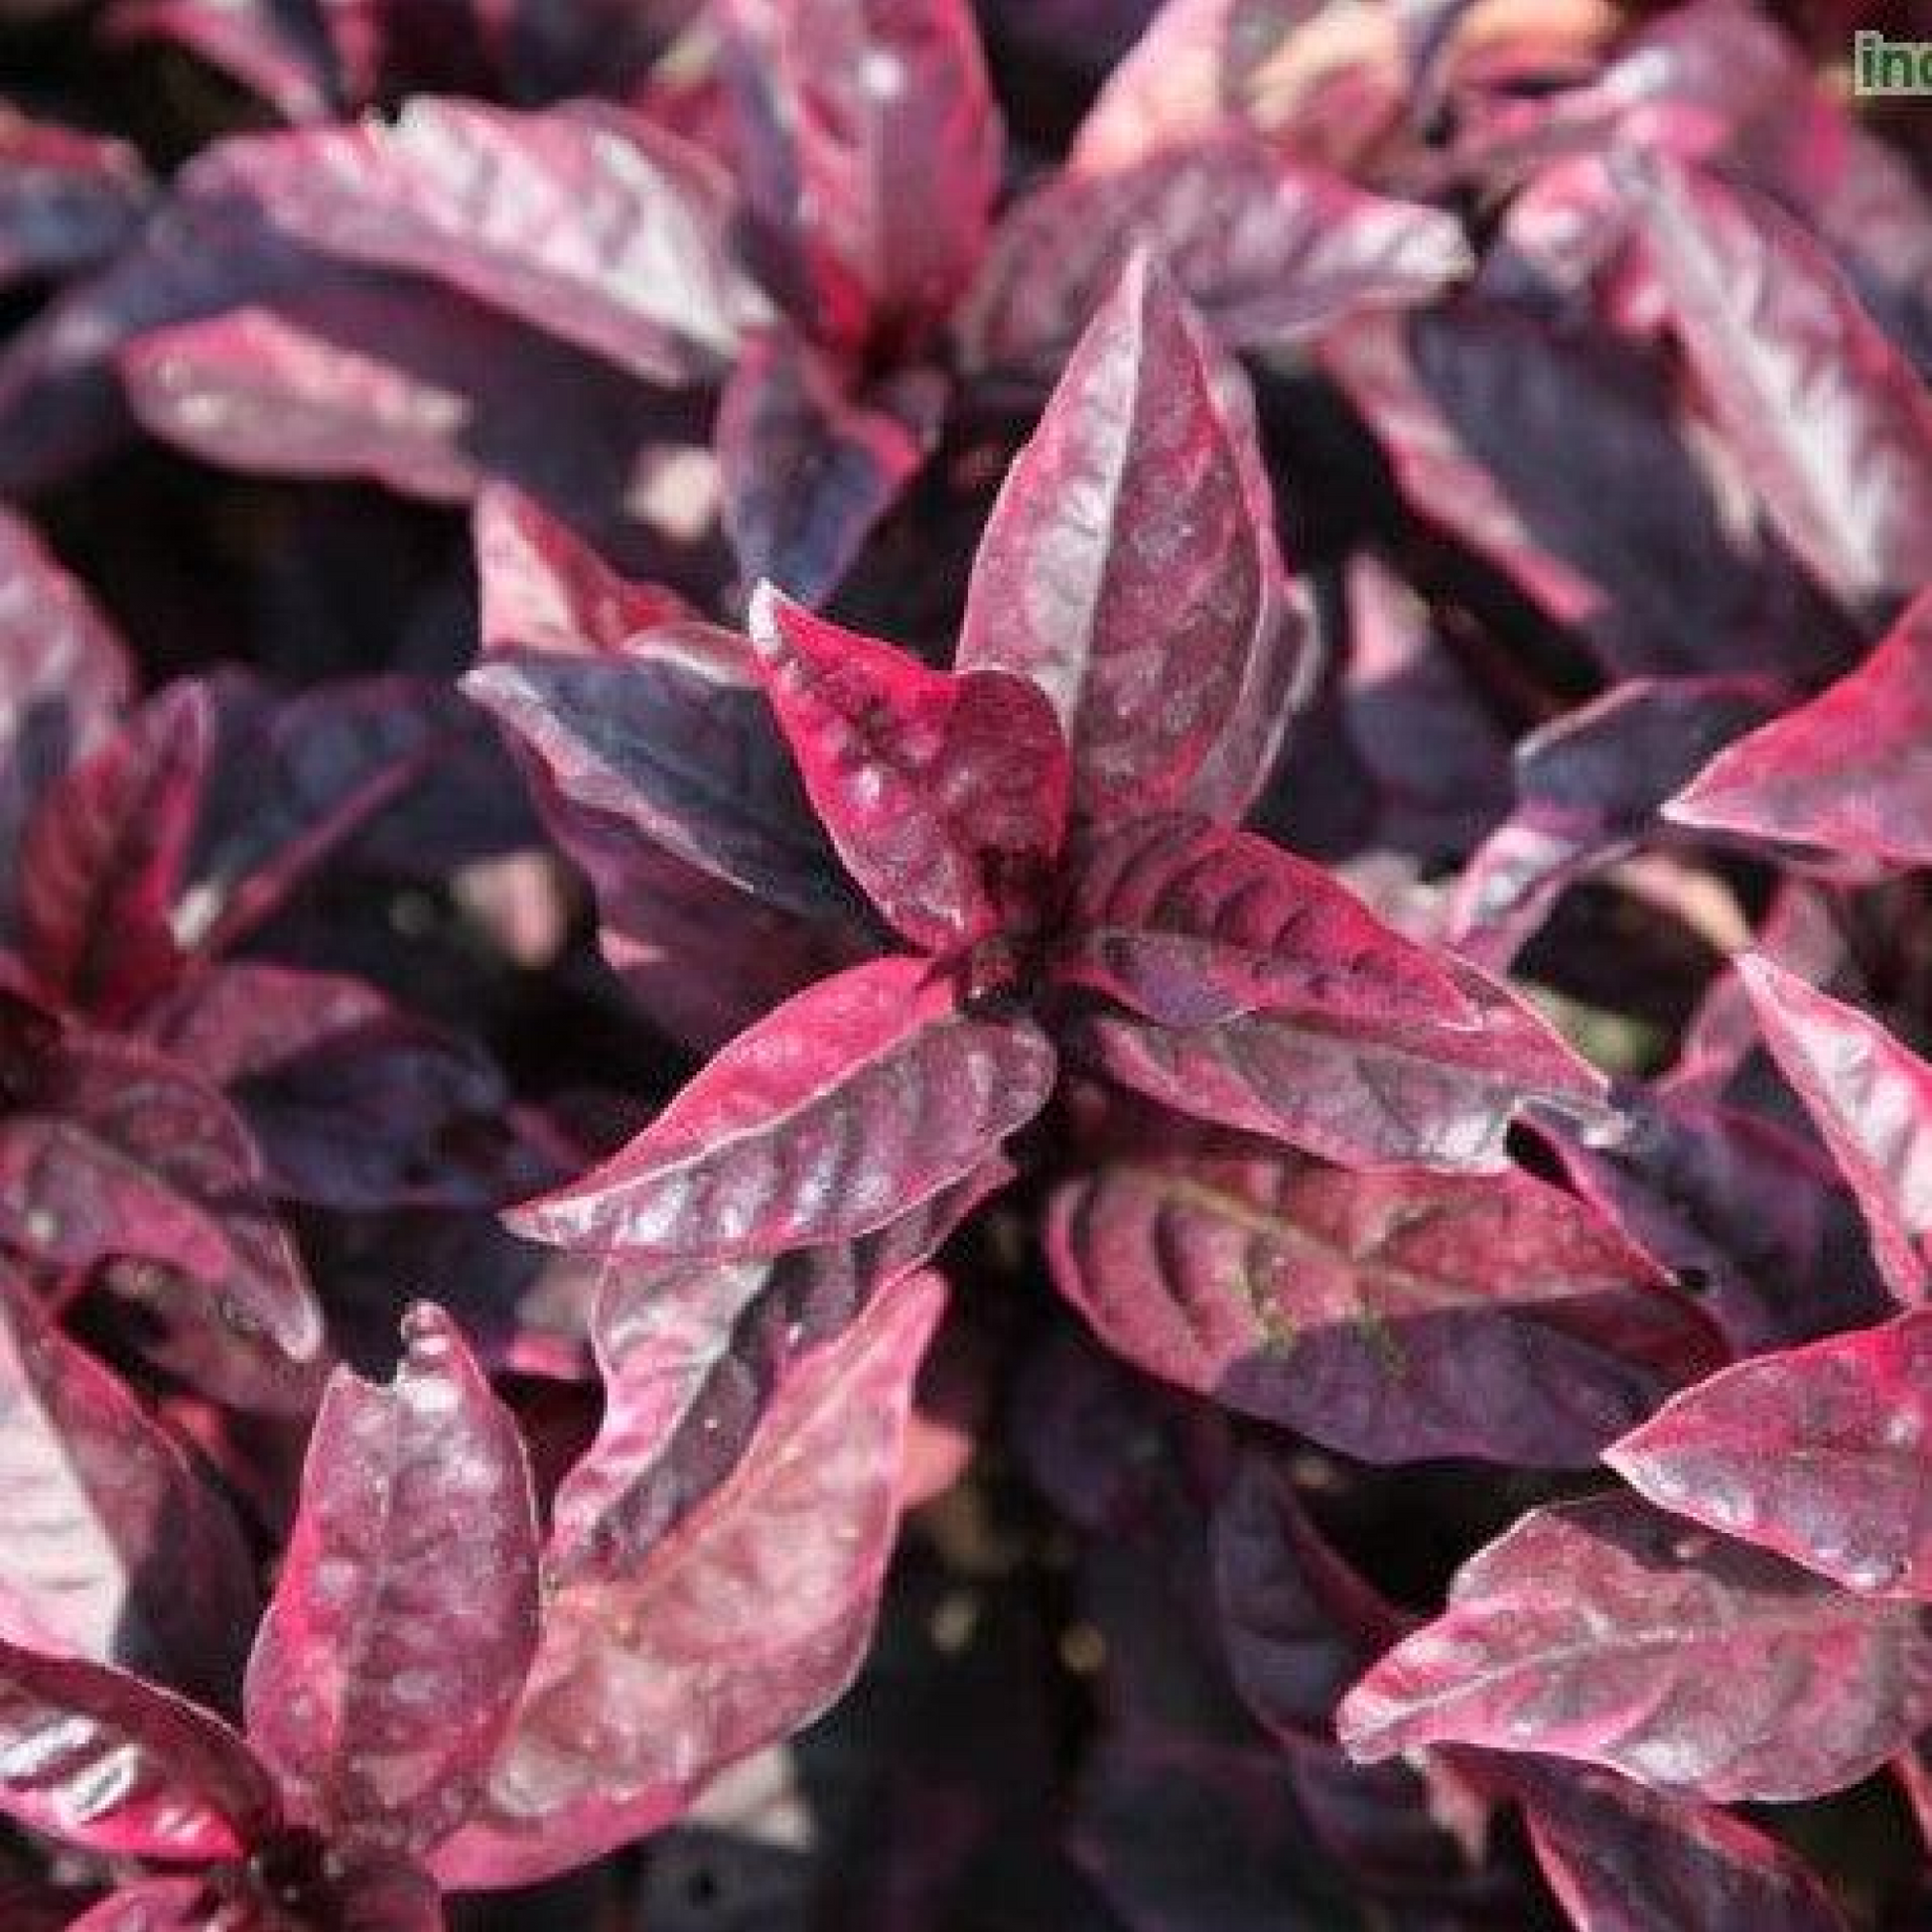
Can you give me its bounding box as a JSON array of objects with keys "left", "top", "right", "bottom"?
[
  {"left": 750, "top": 586, "right": 1068, "bottom": 953},
  {"left": 1668, "top": 591, "right": 1932, "bottom": 865},
  {"left": 1337, "top": 1492, "right": 1932, "bottom": 1801},
  {"left": 1608, "top": 1309, "right": 1932, "bottom": 1596},
  {"left": 507, "top": 955, "right": 1054, "bottom": 1257},
  {"left": 1736, "top": 953, "right": 1932, "bottom": 1305},
  {"left": 244, "top": 1306, "right": 538, "bottom": 1857},
  {"left": 959, "top": 135, "right": 1470, "bottom": 373},
  {"left": 435, "top": 1269, "right": 944, "bottom": 1887},
  {"left": 62, "top": 1878, "right": 218, "bottom": 1932},
  {"left": 1051, "top": 1149, "right": 1722, "bottom": 1464},
  {"left": 958, "top": 251, "right": 1300, "bottom": 824}
]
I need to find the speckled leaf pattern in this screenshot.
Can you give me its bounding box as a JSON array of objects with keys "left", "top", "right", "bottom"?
[
  {"left": 244, "top": 1305, "right": 540, "bottom": 1857},
  {"left": 0, "top": 1639, "right": 273, "bottom": 1861},
  {"left": 957, "top": 252, "right": 1291, "bottom": 823},
  {"left": 434, "top": 1269, "right": 944, "bottom": 1888},
  {"left": 750, "top": 586, "right": 1068, "bottom": 952},
  {"left": 1338, "top": 1493, "right": 1932, "bottom": 1801},
  {"left": 1737, "top": 954, "right": 1932, "bottom": 1305},
  {"left": 507, "top": 956, "right": 1055, "bottom": 1257},
  {"left": 1620, "top": 151, "right": 1932, "bottom": 618},
  {"left": 1669, "top": 592, "right": 1932, "bottom": 865},
  {"left": 0, "top": 1264, "right": 254, "bottom": 1701},
  {"left": 1609, "top": 1310, "right": 1932, "bottom": 1596},
  {"left": 958, "top": 134, "right": 1470, "bottom": 372},
  {"left": 1054, "top": 814, "right": 1474, "bottom": 1029},
  {"left": 1050, "top": 1151, "right": 1721, "bottom": 1463}
]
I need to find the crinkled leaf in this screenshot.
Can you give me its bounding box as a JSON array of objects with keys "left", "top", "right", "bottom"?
[
  {"left": 1669, "top": 591, "right": 1932, "bottom": 866},
  {"left": 507, "top": 956, "right": 1054, "bottom": 1256},
  {"left": 1620, "top": 151, "right": 1932, "bottom": 620},
  {"left": 1337, "top": 1492, "right": 1932, "bottom": 1801},
  {"left": 1608, "top": 1309, "right": 1932, "bottom": 1596},
  {"left": 212, "top": 98, "right": 768, "bottom": 384},
  {"left": 959, "top": 134, "right": 1470, "bottom": 373},
  {"left": 0, "top": 1639, "right": 274, "bottom": 1861},
  {"left": 751, "top": 586, "right": 1068, "bottom": 953},
  {"left": 1055, "top": 814, "right": 1474, "bottom": 1030},
  {"left": 0, "top": 1264, "right": 254, "bottom": 1702},
  {"left": 717, "top": 329, "right": 932, "bottom": 605},
  {"left": 1050, "top": 1148, "right": 1720, "bottom": 1463},
  {"left": 1737, "top": 953, "right": 1932, "bottom": 1305},
  {"left": 245, "top": 1305, "right": 539, "bottom": 1856},
  {"left": 958, "top": 251, "right": 1298, "bottom": 823},
  {"left": 434, "top": 1269, "right": 944, "bottom": 1887}
]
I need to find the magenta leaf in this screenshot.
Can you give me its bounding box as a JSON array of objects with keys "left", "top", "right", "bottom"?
[
  {"left": 1337, "top": 1492, "right": 1932, "bottom": 1801},
  {"left": 725, "top": 0, "right": 1000, "bottom": 356},
  {"left": 1668, "top": 591, "right": 1932, "bottom": 866},
  {"left": 1514, "top": 1763, "right": 1851, "bottom": 1932},
  {"left": 245, "top": 1304, "right": 540, "bottom": 1857},
  {"left": 957, "top": 251, "right": 1299, "bottom": 824},
  {"left": 435, "top": 1269, "right": 945, "bottom": 1887},
  {"left": 0, "top": 1639, "right": 274, "bottom": 1861},
  {"left": 750, "top": 586, "right": 1069, "bottom": 953},
  {"left": 1055, "top": 815, "right": 1474, "bottom": 1030},
  {"left": 62, "top": 1878, "right": 217, "bottom": 1932},
  {"left": 210, "top": 99, "right": 769, "bottom": 384},
  {"left": 1608, "top": 1310, "right": 1932, "bottom": 1596},
  {"left": 507, "top": 955, "right": 1054, "bottom": 1257},
  {"left": 1736, "top": 953, "right": 1932, "bottom": 1305},
  {"left": 959, "top": 135, "right": 1470, "bottom": 373},
  {"left": 0, "top": 1263, "right": 254, "bottom": 1702},
  {"left": 716, "top": 329, "right": 932, "bottom": 605},
  {"left": 1051, "top": 1147, "right": 1721, "bottom": 1464},
  {"left": 1073, "top": 953, "right": 1605, "bottom": 1173},
  {"left": 1619, "top": 151, "right": 1932, "bottom": 620}
]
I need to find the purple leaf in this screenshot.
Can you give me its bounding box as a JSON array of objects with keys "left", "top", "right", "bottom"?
[
  {"left": 1337, "top": 1492, "right": 1932, "bottom": 1801},
  {"left": 1668, "top": 591, "right": 1932, "bottom": 866},
  {"left": 1608, "top": 1309, "right": 1932, "bottom": 1596},
  {"left": 244, "top": 1305, "right": 539, "bottom": 1857},
  {"left": 0, "top": 110, "right": 153, "bottom": 292},
  {"left": 957, "top": 251, "right": 1300, "bottom": 824},
  {"left": 435, "top": 1269, "right": 944, "bottom": 1887},
  {"left": 1736, "top": 953, "right": 1932, "bottom": 1306},
  {"left": 1620, "top": 151, "right": 1932, "bottom": 620},
  {"left": 208, "top": 99, "right": 769, "bottom": 384},
  {"left": 959, "top": 134, "right": 1470, "bottom": 373},
  {"left": 750, "top": 586, "right": 1068, "bottom": 954},
  {"left": 1050, "top": 1147, "right": 1722, "bottom": 1464},
  {"left": 0, "top": 1263, "right": 255, "bottom": 1702},
  {"left": 506, "top": 955, "right": 1054, "bottom": 1256}
]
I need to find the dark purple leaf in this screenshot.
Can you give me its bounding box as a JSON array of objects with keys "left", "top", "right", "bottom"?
[
  {"left": 245, "top": 1305, "right": 539, "bottom": 1857},
  {"left": 507, "top": 955, "right": 1054, "bottom": 1256},
  {"left": 1338, "top": 1492, "right": 1932, "bottom": 1801}
]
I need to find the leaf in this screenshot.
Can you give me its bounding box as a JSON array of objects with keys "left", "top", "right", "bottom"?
[
  {"left": 1337, "top": 1492, "right": 1932, "bottom": 1801},
  {"left": 0, "top": 1639, "right": 274, "bottom": 1861},
  {"left": 1607, "top": 1310, "right": 1932, "bottom": 1596},
  {"left": 750, "top": 586, "right": 1068, "bottom": 953},
  {"left": 1074, "top": 953, "right": 1605, "bottom": 1173},
  {"left": 103, "top": 0, "right": 338, "bottom": 122},
  {"left": 1514, "top": 1763, "right": 1852, "bottom": 1932},
  {"left": 433, "top": 1269, "right": 944, "bottom": 1888},
  {"left": 0, "top": 1264, "right": 254, "bottom": 1703},
  {"left": 958, "top": 134, "right": 1470, "bottom": 373},
  {"left": 1050, "top": 1148, "right": 1721, "bottom": 1464},
  {"left": 506, "top": 955, "right": 1055, "bottom": 1257},
  {"left": 1668, "top": 591, "right": 1932, "bottom": 866},
  {"left": 245, "top": 1304, "right": 540, "bottom": 1857},
  {"left": 1054, "top": 815, "right": 1474, "bottom": 1030},
  {"left": 62, "top": 1878, "right": 218, "bottom": 1932},
  {"left": 957, "top": 250, "right": 1300, "bottom": 824},
  {"left": 716, "top": 329, "right": 932, "bottom": 605},
  {"left": 1619, "top": 150, "right": 1932, "bottom": 620},
  {"left": 1736, "top": 953, "right": 1932, "bottom": 1305},
  {"left": 0, "top": 111, "right": 152, "bottom": 294},
  {"left": 725, "top": 0, "right": 1000, "bottom": 354},
  {"left": 212, "top": 98, "right": 769, "bottom": 384}
]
